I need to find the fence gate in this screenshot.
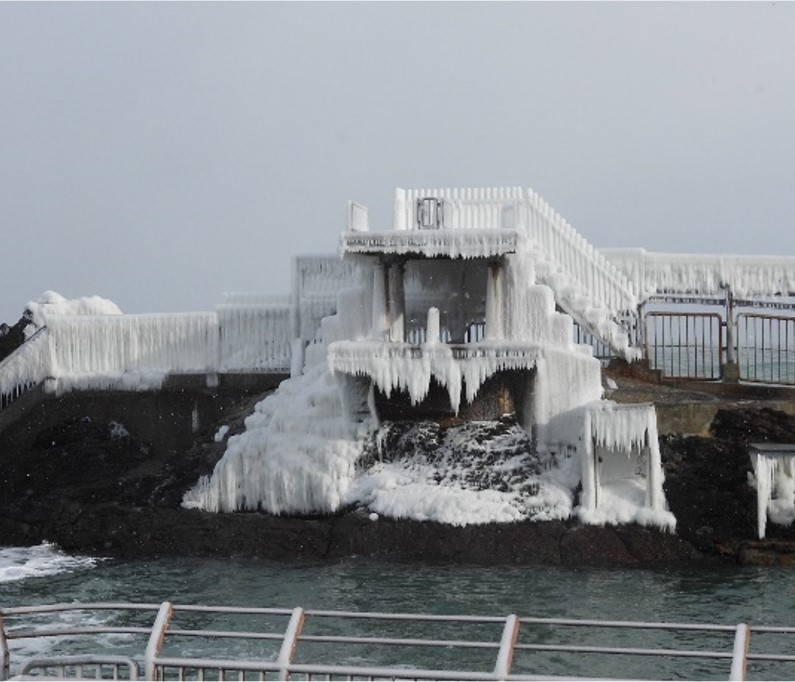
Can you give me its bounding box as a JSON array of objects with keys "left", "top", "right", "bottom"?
[
  {"left": 645, "top": 312, "right": 724, "bottom": 380},
  {"left": 736, "top": 313, "right": 795, "bottom": 385}
]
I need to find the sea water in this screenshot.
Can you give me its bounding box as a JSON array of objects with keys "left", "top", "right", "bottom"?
[{"left": 1, "top": 544, "right": 795, "bottom": 680}]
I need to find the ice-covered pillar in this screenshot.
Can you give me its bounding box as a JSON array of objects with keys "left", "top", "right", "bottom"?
[
  {"left": 371, "top": 261, "right": 389, "bottom": 339},
  {"left": 426, "top": 307, "right": 441, "bottom": 344},
  {"left": 485, "top": 259, "right": 504, "bottom": 340},
  {"left": 388, "top": 260, "right": 406, "bottom": 343},
  {"left": 393, "top": 188, "right": 408, "bottom": 231}
]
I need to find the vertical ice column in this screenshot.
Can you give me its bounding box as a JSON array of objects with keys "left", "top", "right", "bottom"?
[
  {"left": 393, "top": 188, "right": 408, "bottom": 231},
  {"left": 388, "top": 261, "right": 406, "bottom": 343},
  {"left": 427, "top": 307, "right": 441, "bottom": 344},
  {"left": 371, "top": 261, "right": 389, "bottom": 339},
  {"left": 485, "top": 259, "right": 504, "bottom": 340}
]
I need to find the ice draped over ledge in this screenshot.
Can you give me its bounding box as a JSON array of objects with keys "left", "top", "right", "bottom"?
[{"left": 327, "top": 342, "right": 542, "bottom": 416}]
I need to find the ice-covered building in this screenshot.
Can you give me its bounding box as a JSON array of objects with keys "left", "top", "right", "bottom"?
[
  {"left": 326, "top": 188, "right": 670, "bottom": 527},
  {"left": 184, "top": 187, "right": 674, "bottom": 529}
]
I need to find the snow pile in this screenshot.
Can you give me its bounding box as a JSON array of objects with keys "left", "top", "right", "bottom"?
[
  {"left": 348, "top": 420, "right": 577, "bottom": 525},
  {"left": 25, "top": 290, "right": 121, "bottom": 335},
  {"left": 602, "top": 248, "right": 795, "bottom": 300},
  {"left": 183, "top": 360, "right": 374, "bottom": 514}
]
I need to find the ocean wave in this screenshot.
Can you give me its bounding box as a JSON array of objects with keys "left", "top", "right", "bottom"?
[{"left": 0, "top": 542, "right": 99, "bottom": 583}]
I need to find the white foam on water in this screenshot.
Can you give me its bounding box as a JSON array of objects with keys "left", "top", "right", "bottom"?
[{"left": 0, "top": 542, "right": 99, "bottom": 584}]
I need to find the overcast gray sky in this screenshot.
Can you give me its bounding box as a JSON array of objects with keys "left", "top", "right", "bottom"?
[{"left": 1, "top": 1, "right": 794, "bottom": 324}]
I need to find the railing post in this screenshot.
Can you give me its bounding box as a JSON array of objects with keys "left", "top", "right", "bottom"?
[
  {"left": 278, "top": 607, "right": 305, "bottom": 681},
  {"left": 729, "top": 623, "right": 750, "bottom": 681},
  {"left": 144, "top": 602, "right": 173, "bottom": 681},
  {"left": 0, "top": 612, "right": 9, "bottom": 681},
  {"left": 494, "top": 614, "right": 519, "bottom": 679}
]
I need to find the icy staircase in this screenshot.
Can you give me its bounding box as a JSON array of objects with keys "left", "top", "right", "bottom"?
[
  {"left": 392, "top": 187, "right": 642, "bottom": 360},
  {"left": 522, "top": 189, "right": 641, "bottom": 360}
]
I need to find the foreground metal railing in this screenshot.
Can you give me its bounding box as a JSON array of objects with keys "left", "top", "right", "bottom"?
[{"left": 1, "top": 602, "right": 794, "bottom": 681}]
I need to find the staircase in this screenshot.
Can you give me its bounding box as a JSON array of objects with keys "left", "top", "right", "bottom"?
[{"left": 521, "top": 188, "right": 641, "bottom": 360}]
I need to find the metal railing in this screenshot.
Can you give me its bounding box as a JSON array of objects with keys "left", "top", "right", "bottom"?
[
  {"left": 2, "top": 602, "right": 794, "bottom": 681},
  {"left": 737, "top": 312, "right": 795, "bottom": 385},
  {"left": 645, "top": 312, "right": 724, "bottom": 380}
]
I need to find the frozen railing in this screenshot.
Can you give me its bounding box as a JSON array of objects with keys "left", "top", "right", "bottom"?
[
  {"left": 0, "top": 307, "right": 295, "bottom": 410},
  {"left": 601, "top": 249, "right": 795, "bottom": 301},
  {"left": 1, "top": 601, "right": 791, "bottom": 681},
  {"left": 524, "top": 190, "right": 638, "bottom": 322},
  {"left": 0, "top": 326, "right": 50, "bottom": 411},
  {"left": 217, "top": 303, "right": 292, "bottom": 372},
  {"left": 393, "top": 187, "right": 526, "bottom": 231}
]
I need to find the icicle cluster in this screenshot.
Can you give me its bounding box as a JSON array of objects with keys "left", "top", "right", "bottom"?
[
  {"left": 576, "top": 402, "right": 675, "bottom": 531},
  {"left": 330, "top": 341, "right": 542, "bottom": 415},
  {"left": 751, "top": 453, "right": 795, "bottom": 539}
]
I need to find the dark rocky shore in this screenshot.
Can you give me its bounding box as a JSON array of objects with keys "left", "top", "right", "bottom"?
[{"left": 2, "top": 372, "right": 795, "bottom": 566}]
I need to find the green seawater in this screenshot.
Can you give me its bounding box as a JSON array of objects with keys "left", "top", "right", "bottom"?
[{"left": 2, "top": 557, "right": 795, "bottom": 680}]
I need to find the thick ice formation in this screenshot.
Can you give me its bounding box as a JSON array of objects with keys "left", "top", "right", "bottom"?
[{"left": 183, "top": 359, "right": 374, "bottom": 514}]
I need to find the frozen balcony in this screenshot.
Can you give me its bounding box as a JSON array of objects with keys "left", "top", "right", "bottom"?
[{"left": 342, "top": 192, "right": 521, "bottom": 259}]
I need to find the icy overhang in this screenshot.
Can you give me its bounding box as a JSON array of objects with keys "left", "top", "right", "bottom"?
[
  {"left": 340, "top": 228, "right": 519, "bottom": 260},
  {"left": 328, "top": 340, "right": 540, "bottom": 414}
]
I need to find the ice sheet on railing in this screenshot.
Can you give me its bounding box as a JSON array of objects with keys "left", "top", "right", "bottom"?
[
  {"left": 601, "top": 248, "right": 795, "bottom": 299},
  {"left": 47, "top": 313, "right": 219, "bottom": 375},
  {"left": 218, "top": 304, "right": 292, "bottom": 370}
]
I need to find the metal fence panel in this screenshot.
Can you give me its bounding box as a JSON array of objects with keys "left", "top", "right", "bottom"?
[
  {"left": 645, "top": 312, "right": 723, "bottom": 380},
  {"left": 737, "top": 313, "right": 795, "bottom": 385}
]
